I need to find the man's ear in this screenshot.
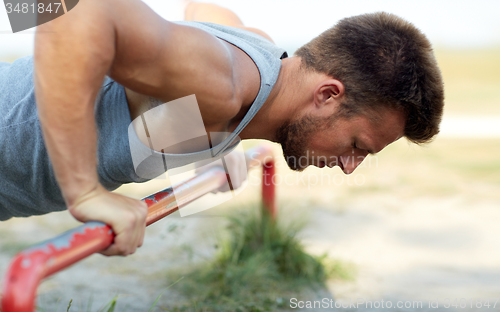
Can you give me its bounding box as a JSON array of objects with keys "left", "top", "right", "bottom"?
[{"left": 313, "top": 79, "right": 345, "bottom": 108}]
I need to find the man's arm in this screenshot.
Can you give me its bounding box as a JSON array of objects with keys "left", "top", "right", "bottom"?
[
  {"left": 184, "top": 2, "right": 275, "bottom": 43},
  {"left": 35, "top": 0, "right": 149, "bottom": 257},
  {"left": 35, "top": 0, "right": 243, "bottom": 256}
]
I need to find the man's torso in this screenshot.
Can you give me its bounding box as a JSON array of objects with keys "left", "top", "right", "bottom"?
[{"left": 0, "top": 22, "right": 286, "bottom": 220}]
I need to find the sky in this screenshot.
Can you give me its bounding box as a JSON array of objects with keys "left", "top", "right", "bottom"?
[{"left": 1, "top": 0, "right": 500, "bottom": 59}]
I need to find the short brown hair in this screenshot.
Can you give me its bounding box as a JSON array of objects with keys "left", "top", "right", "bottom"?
[{"left": 295, "top": 12, "right": 444, "bottom": 144}]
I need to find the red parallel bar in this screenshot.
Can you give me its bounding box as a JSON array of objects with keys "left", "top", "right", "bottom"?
[
  {"left": 1, "top": 146, "right": 275, "bottom": 312},
  {"left": 262, "top": 159, "right": 277, "bottom": 220}
]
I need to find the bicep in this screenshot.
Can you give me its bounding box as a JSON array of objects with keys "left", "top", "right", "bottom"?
[
  {"left": 111, "top": 20, "right": 239, "bottom": 123},
  {"left": 158, "top": 23, "right": 237, "bottom": 102}
]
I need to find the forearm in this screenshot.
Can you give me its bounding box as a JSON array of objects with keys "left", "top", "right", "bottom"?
[{"left": 35, "top": 1, "right": 116, "bottom": 206}]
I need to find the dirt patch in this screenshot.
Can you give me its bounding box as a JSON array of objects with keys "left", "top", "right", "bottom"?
[{"left": 2, "top": 138, "right": 500, "bottom": 311}]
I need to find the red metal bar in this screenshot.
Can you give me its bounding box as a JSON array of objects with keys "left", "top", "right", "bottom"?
[
  {"left": 1, "top": 146, "right": 275, "bottom": 312},
  {"left": 262, "top": 159, "right": 277, "bottom": 220}
]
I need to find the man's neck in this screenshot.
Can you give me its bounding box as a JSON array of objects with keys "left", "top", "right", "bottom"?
[{"left": 238, "top": 56, "right": 312, "bottom": 142}]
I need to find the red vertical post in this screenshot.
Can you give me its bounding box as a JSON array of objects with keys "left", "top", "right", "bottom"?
[{"left": 262, "top": 158, "right": 276, "bottom": 220}]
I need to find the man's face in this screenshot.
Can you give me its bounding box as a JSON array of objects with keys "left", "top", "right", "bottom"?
[{"left": 275, "top": 107, "right": 406, "bottom": 173}]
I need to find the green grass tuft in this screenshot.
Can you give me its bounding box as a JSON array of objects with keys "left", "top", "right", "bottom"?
[
  {"left": 166, "top": 204, "right": 355, "bottom": 311},
  {"left": 98, "top": 295, "right": 118, "bottom": 312}
]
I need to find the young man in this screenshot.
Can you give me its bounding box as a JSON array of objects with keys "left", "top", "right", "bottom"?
[{"left": 0, "top": 1, "right": 444, "bottom": 256}]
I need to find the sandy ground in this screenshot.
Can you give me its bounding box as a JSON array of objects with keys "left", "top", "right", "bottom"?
[
  {"left": 301, "top": 195, "right": 500, "bottom": 312},
  {"left": 1, "top": 171, "right": 500, "bottom": 311}
]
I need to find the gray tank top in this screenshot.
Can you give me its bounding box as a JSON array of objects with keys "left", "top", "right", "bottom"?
[{"left": 0, "top": 22, "right": 287, "bottom": 220}]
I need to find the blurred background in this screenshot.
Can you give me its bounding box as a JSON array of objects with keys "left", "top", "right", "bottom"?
[{"left": 1, "top": 0, "right": 500, "bottom": 311}]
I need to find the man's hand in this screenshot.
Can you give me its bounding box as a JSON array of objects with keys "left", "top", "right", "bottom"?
[{"left": 68, "top": 185, "right": 148, "bottom": 256}]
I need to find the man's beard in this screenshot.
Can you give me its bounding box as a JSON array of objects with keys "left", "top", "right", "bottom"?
[{"left": 275, "top": 115, "right": 333, "bottom": 172}]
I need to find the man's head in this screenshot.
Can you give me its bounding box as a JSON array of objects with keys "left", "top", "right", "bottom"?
[
  {"left": 277, "top": 12, "right": 444, "bottom": 173},
  {"left": 276, "top": 105, "right": 406, "bottom": 173}
]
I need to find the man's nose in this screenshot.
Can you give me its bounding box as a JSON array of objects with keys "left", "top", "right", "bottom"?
[{"left": 340, "top": 152, "right": 367, "bottom": 174}]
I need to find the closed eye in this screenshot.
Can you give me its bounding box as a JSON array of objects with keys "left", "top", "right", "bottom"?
[{"left": 353, "top": 141, "right": 376, "bottom": 155}]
